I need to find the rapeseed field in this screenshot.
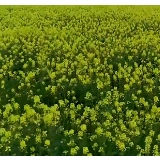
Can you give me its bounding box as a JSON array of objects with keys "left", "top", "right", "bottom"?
[{"left": 0, "top": 5, "right": 160, "bottom": 156}]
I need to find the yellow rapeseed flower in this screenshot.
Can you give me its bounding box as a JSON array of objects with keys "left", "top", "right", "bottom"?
[{"left": 20, "top": 140, "right": 27, "bottom": 150}]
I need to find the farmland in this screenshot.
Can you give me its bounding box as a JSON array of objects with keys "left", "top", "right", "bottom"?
[{"left": 0, "top": 5, "right": 160, "bottom": 155}]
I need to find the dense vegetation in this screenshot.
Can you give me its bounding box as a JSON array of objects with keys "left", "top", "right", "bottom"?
[{"left": 0, "top": 5, "right": 160, "bottom": 156}]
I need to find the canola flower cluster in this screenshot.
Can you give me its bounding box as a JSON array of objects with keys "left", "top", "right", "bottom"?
[{"left": 0, "top": 5, "right": 160, "bottom": 156}]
